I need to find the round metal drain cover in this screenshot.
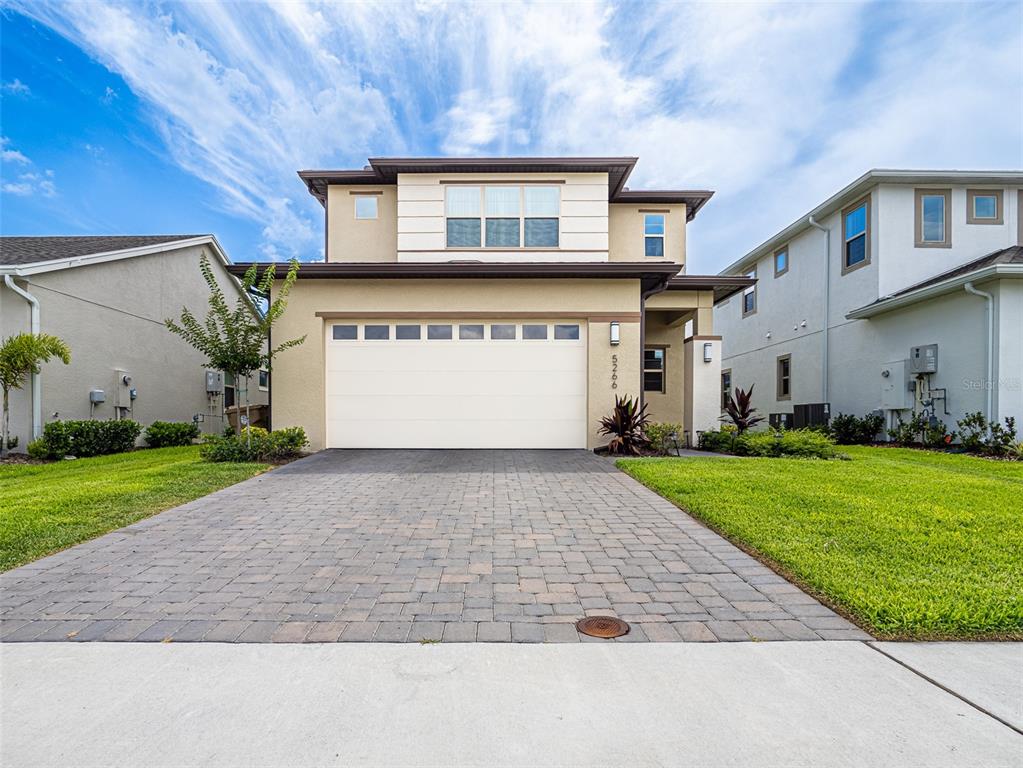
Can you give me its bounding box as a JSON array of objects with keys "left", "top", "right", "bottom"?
[{"left": 576, "top": 616, "right": 630, "bottom": 639}]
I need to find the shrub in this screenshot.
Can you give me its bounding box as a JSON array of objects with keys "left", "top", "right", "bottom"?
[
  {"left": 29, "top": 419, "right": 142, "bottom": 459},
  {"left": 829, "top": 412, "right": 884, "bottom": 445},
  {"left": 922, "top": 419, "right": 954, "bottom": 448},
  {"left": 989, "top": 417, "right": 1018, "bottom": 457},
  {"left": 597, "top": 395, "right": 650, "bottom": 456},
  {"left": 736, "top": 429, "right": 838, "bottom": 459},
  {"left": 145, "top": 421, "right": 201, "bottom": 448},
  {"left": 199, "top": 425, "right": 308, "bottom": 462},
  {"left": 887, "top": 412, "right": 928, "bottom": 445},
  {"left": 957, "top": 412, "right": 988, "bottom": 452},
  {"left": 699, "top": 429, "right": 737, "bottom": 453},
  {"left": 646, "top": 422, "right": 684, "bottom": 455},
  {"left": 26, "top": 437, "right": 49, "bottom": 460}
]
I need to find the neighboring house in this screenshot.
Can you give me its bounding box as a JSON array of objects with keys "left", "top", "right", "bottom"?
[
  {"left": 228, "top": 157, "right": 751, "bottom": 450},
  {"left": 715, "top": 171, "right": 1023, "bottom": 436},
  {"left": 0, "top": 235, "right": 268, "bottom": 450}
]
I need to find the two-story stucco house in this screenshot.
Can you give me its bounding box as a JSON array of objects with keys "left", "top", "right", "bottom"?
[
  {"left": 229, "top": 157, "right": 751, "bottom": 450},
  {"left": 0, "top": 235, "right": 268, "bottom": 450},
  {"left": 714, "top": 170, "right": 1023, "bottom": 436}
]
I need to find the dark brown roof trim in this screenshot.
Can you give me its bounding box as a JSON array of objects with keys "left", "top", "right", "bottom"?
[
  {"left": 612, "top": 190, "right": 714, "bottom": 221},
  {"left": 228, "top": 261, "right": 681, "bottom": 293},
  {"left": 666, "top": 274, "right": 756, "bottom": 303}
]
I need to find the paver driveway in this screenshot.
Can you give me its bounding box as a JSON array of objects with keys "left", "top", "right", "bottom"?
[{"left": 1, "top": 450, "right": 868, "bottom": 643}]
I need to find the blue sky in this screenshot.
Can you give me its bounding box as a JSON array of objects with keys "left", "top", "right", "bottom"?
[{"left": 1, "top": 1, "right": 1021, "bottom": 273}]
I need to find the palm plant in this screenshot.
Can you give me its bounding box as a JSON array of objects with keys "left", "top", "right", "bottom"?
[
  {"left": 598, "top": 394, "right": 651, "bottom": 455},
  {"left": 0, "top": 333, "right": 71, "bottom": 457},
  {"left": 721, "top": 384, "right": 764, "bottom": 434}
]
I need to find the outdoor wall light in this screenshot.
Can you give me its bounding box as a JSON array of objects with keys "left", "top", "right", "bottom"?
[
  {"left": 703, "top": 342, "right": 713, "bottom": 363},
  {"left": 609, "top": 321, "right": 620, "bottom": 346}
]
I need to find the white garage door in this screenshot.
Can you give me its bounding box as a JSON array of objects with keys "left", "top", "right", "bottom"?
[{"left": 325, "top": 320, "right": 587, "bottom": 448}]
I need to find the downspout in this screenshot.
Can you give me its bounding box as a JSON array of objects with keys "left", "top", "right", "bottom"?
[
  {"left": 4, "top": 274, "right": 43, "bottom": 439},
  {"left": 807, "top": 216, "right": 830, "bottom": 404},
  {"left": 964, "top": 281, "right": 994, "bottom": 425}
]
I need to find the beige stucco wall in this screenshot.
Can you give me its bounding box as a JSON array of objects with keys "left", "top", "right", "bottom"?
[
  {"left": 326, "top": 185, "right": 398, "bottom": 263},
  {"left": 269, "top": 277, "right": 643, "bottom": 450},
  {"left": 643, "top": 313, "right": 686, "bottom": 425},
  {"left": 0, "top": 244, "right": 266, "bottom": 450},
  {"left": 609, "top": 203, "right": 687, "bottom": 265}
]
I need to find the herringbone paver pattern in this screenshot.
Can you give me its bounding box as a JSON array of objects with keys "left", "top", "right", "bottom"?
[{"left": 0, "top": 450, "right": 869, "bottom": 642}]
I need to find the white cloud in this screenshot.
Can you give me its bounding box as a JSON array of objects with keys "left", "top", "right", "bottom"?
[
  {"left": 101, "top": 85, "right": 118, "bottom": 104},
  {"left": 3, "top": 171, "right": 57, "bottom": 197},
  {"left": 1, "top": 79, "right": 31, "bottom": 95},
  {"left": 9, "top": 1, "right": 1021, "bottom": 267}
]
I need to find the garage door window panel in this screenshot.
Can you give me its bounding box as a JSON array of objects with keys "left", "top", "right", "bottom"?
[
  {"left": 490, "top": 324, "right": 516, "bottom": 340},
  {"left": 554, "top": 324, "right": 580, "bottom": 340},
  {"left": 332, "top": 325, "right": 357, "bottom": 340},
  {"left": 427, "top": 324, "right": 453, "bottom": 340},
  {"left": 396, "top": 325, "right": 421, "bottom": 340},
  {"left": 364, "top": 325, "right": 390, "bottom": 340},
  {"left": 523, "top": 324, "right": 548, "bottom": 340},
  {"left": 459, "top": 324, "right": 485, "bottom": 340}
]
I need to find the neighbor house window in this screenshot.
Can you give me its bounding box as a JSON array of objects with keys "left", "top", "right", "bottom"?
[
  {"left": 258, "top": 370, "right": 269, "bottom": 391},
  {"left": 721, "top": 369, "right": 732, "bottom": 409},
  {"left": 446, "top": 185, "right": 560, "bottom": 248},
  {"left": 915, "top": 189, "right": 951, "bottom": 248},
  {"left": 224, "top": 372, "right": 236, "bottom": 408},
  {"left": 774, "top": 247, "right": 788, "bottom": 277},
  {"left": 354, "top": 195, "right": 378, "bottom": 220},
  {"left": 644, "top": 348, "right": 665, "bottom": 392},
  {"left": 644, "top": 214, "right": 665, "bottom": 257},
  {"left": 742, "top": 268, "right": 757, "bottom": 317},
  {"left": 966, "top": 189, "right": 1003, "bottom": 225},
  {"left": 842, "top": 196, "right": 870, "bottom": 273},
  {"left": 776, "top": 354, "right": 791, "bottom": 401}
]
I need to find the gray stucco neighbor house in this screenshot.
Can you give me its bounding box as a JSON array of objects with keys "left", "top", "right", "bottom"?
[{"left": 0, "top": 235, "right": 267, "bottom": 451}]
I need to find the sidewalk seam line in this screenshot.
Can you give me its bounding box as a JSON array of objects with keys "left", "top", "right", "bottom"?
[{"left": 864, "top": 641, "right": 1023, "bottom": 737}]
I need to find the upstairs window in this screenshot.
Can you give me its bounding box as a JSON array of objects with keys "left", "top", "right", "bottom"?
[
  {"left": 774, "top": 247, "right": 788, "bottom": 277},
  {"left": 742, "top": 268, "right": 757, "bottom": 317},
  {"left": 644, "top": 347, "right": 665, "bottom": 392},
  {"left": 967, "top": 189, "right": 1003, "bottom": 225},
  {"left": 915, "top": 189, "right": 950, "bottom": 247},
  {"left": 446, "top": 185, "right": 560, "bottom": 248},
  {"left": 354, "top": 195, "right": 378, "bottom": 219},
  {"left": 842, "top": 196, "right": 870, "bottom": 273},
  {"left": 644, "top": 214, "right": 665, "bottom": 257},
  {"left": 446, "top": 186, "right": 482, "bottom": 247}
]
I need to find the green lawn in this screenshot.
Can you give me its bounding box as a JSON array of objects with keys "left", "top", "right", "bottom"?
[
  {"left": 618, "top": 447, "right": 1023, "bottom": 640},
  {"left": 0, "top": 446, "right": 269, "bottom": 571}
]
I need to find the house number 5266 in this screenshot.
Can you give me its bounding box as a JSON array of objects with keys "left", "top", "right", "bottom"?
[{"left": 611, "top": 354, "right": 618, "bottom": 390}]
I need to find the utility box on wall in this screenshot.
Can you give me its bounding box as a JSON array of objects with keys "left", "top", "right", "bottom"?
[
  {"left": 114, "top": 370, "right": 133, "bottom": 408},
  {"left": 205, "top": 370, "right": 223, "bottom": 394},
  {"left": 881, "top": 360, "right": 911, "bottom": 410},
  {"left": 910, "top": 344, "right": 939, "bottom": 374}
]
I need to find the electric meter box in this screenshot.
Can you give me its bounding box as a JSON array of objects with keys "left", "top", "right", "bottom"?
[
  {"left": 205, "top": 370, "right": 223, "bottom": 394},
  {"left": 881, "top": 360, "right": 911, "bottom": 410},
  {"left": 910, "top": 344, "right": 938, "bottom": 374}
]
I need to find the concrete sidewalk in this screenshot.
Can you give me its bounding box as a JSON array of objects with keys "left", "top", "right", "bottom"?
[{"left": 2, "top": 641, "right": 1020, "bottom": 767}]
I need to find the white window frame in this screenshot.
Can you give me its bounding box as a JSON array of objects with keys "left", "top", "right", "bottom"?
[
  {"left": 742, "top": 268, "right": 757, "bottom": 317},
  {"left": 445, "top": 185, "right": 560, "bottom": 249},
  {"left": 258, "top": 370, "right": 269, "bottom": 392},
  {"left": 644, "top": 214, "right": 665, "bottom": 257}
]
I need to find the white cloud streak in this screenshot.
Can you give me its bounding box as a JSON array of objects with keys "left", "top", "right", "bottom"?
[{"left": 9, "top": 1, "right": 1022, "bottom": 267}]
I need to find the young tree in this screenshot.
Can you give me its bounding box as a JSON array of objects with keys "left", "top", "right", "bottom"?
[
  {"left": 166, "top": 256, "right": 305, "bottom": 442},
  {"left": 0, "top": 333, "right": 71, "bottom": 457}
]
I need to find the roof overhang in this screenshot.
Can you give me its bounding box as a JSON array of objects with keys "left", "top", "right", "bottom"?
[
  {"left": 610, "top": 190, "right": 714, "bottom": 221},
  {"left": 227, "top": 261, "right": 681, "bottom": 293},
  {"left": 665, "top": 274, "right": 756, "bottom": 303},
  {"left": 847, "top": 264, "right": 1023, "bottom": 319},
  {"left": 298, "top": 157, "right": 715, "bottom": 220},
  {"left": 0, "top": 235, "right": 231, "bottom": 277},
  {"left": 720, "top": 169, "right": 1023, "bottom": 276}
]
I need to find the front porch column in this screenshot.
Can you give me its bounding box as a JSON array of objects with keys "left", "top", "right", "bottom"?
[{"left": 683, "top": 290, "right": 722, "bottom": 442}]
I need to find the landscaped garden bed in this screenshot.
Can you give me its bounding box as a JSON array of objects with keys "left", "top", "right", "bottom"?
[
  {"left": 0, "top": 445, "right": 270, "bottom": 571},
  {"left": 618, "top": 446, "right": 1023, "bottom": 640}
]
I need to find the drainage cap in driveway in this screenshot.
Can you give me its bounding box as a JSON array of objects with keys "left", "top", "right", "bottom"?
[{"left": 576, "top": 616, "right": 630, "bottom": 639}]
